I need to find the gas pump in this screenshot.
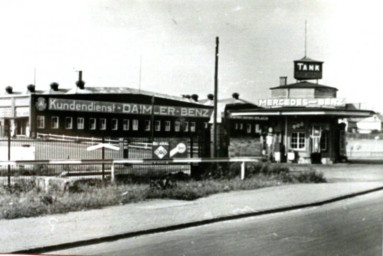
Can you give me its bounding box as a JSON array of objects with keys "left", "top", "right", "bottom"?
[{"left": 311, "top": 126, "right": 322, "bottom": 163}]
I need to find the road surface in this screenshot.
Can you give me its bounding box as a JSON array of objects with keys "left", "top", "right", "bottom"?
[{"left": 52, "top": 190, "right": 383, "bottom": 256}]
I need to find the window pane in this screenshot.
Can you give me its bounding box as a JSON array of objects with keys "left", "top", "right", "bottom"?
[
  {"left": 51, "top": 116, "right": 59, "bottom": 129},
  {"left": 175, "top": 121, "right": 180, "bottom": 132},
  {"left": 37, "top": 116, "right": 45, "bottom": 129},
  {"left": 90, "top": 118, "right": 96, "bottom": 130},
  {"left": 65, "top": 117, "right": 73, "bottom": 129},
  {"left": 155, "top": 120, "right": 161, "bottom": 131},
  {"left": 165, "top": 121, "right": 171, "bottom": 132},
  {"left": 144, "top": 120, "right": 151, "bottom": 131},
  {"left": 132, "top": 119, "right": 139, "bottom": 131},
  {"left": 123, "top": 119, "right": 129, "bottom": 131},
  {"left": 77, "top": 117, "right": 84, "bottom": 130},
  {"left": 190, "top": 122, "right": 196, "bottom": 132},
  {"left": 184, "top": 121, "right": 189, "bottom": 132},
  {"left": 100, "top": 118, "right": 107, "bottom": 130},
  {"left": 299, "top": 132, "right": 305, "bottom": 148},
  {"left": 246, "top": 123, "right": 251, "bottom": 133},
  {"left": 112, "top": 119, "right": 118, "bottom": 130}
]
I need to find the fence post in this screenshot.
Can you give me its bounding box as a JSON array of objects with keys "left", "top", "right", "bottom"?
[
  {"left": 102, "top": 137, "right": 105, "bottom": 181},
  {"left": 111, "top": 162, "right": 115, "bottom": 183},
  {"left": 7, "top": 122, "right": 11, "bottom": 188},
  {"left": 240, "top": 161, "right": 245, "bottom": 180}
]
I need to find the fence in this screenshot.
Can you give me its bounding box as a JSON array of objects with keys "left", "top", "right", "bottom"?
[
  {"left": 0, "top": 157, "right": 262, "bottom": 187},
  {"left": 0, "top": 133, "right": 209, "bottom": 184}
]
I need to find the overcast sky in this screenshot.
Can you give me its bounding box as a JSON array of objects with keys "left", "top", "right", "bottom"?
[{"left": 0, "top": 0, "right": 383, "bottom": 111}]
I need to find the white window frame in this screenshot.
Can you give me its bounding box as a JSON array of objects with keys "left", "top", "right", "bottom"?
[
  {"left": 144, "top": 120, "right": 151, "bottom": 131},
  {"left": 100, "top": 118, "right": 107, "bottom": 130},
  {"left": 175, "top": 121, "right": 181, "bottom": 132},
  {"left": 190, "top": 122, "right": 196, "bottom": 132},
  {"left": 111, "top": 119, "right": 118, "bottom": 131},
  {"left": 77, "top": 117, "right": 84, "bottom": 130},
  {"left": 291, "top": 132, "right": 306, "bottom": 150},
  {"left": 155, "top": 120, "right": 161, "bottom": 131},
  {"left": 65, "top": 117, "right": 73, "bottom": 130},
  {"left": 132, "top": 119, "right": 139, "bottom": 131},
  {"left": 165, "top": 121, "right": 171, "bottom": 132},
  {"left": 90, "top": 118, "right": 96, "bottom": 130},
  {"left": 51, "top": 116, "right": 59, "bottom": 129},
  {"left": 183, "top": 121, "right": 189, "bottom": 132},
  {"left": 246, "top": 123, "right": 252, "bottom": 133},
  {"left": 37, "top": 116, "right": 45, "bottom": 129},
  {"left": 123, "top": 119, "right": 129, "bottom": 131},
  {"left": 255, "top": 124, "right": 261, "bottom": 134},
  {"left": 239, "top": 123, "right": 243, "bottom": 130}
]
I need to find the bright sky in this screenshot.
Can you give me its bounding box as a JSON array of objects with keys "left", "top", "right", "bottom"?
[{"left": 0, "top": 0, "right": 383, "bottom": 111}]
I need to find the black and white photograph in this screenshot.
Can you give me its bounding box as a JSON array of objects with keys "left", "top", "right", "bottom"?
[{"left": 0, "top": 0, "right": 383, "bottom": 255}]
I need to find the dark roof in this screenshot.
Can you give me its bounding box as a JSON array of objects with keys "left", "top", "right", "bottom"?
[
  {"left": 294, "top": 56, "right": 323, "bottom": 63},
  {"left": 200, "top": 97, "right": 258, "bottom": 107},
  {"left": 270, "top": 81, "right": 338, "bottom": 91},
  {"left": 66, "top": 87, "right": 206, "bottom": 105}
]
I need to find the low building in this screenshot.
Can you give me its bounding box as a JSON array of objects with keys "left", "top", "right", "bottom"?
[{"left": 228, "top": 57, "right": 374, "bottom": 164}]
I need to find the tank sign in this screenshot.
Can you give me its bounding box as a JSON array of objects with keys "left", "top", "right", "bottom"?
[{"left": 294, "top": 60, "right": 323, "bottom": 80}]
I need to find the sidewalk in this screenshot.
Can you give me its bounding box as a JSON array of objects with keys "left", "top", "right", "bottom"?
[{"left": 2, "top": 181, "right": 383, "bottom": 253}]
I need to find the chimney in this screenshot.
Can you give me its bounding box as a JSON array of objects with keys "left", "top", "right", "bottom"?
[
  {"left": 76, "top": 71, "right": 85, "bottom": 89},
  {"left": 5, "top": 86, "right": 13, "bottom": 94},
  {"left": 191, "top": 94, "right": 199, "bottom": 102},
  {"left": 232, "top": 92, "right": 239, "bottom": 100},
  {"left": 27, "top": 84, "right": 36, "bottom": 93},
  {"left": 279, "top": 76, "right": 287, "bottom": 86},
  {"left": 50, "top": 82, "right": 59, "bottom": 91}
]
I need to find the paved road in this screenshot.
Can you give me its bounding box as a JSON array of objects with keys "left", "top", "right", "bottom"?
[{"left": 53, "top": 190, "right": 383, "bottom": 256}]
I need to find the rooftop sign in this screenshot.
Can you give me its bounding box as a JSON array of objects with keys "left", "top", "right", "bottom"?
[
  {"left": 294, "top": 60, "right": 323, "bottom": 80},
  {"left": 258, "top": 98, "right": 346, "bottom": 108},
  {"left": 36, "top": 97, "right": 212, "bottom": 118}
]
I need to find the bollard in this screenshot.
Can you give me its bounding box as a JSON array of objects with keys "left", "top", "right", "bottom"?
[{"left": 240, "top": 161, "right": 245, "bottom": 180}]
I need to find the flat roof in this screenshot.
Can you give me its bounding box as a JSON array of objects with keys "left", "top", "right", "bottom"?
[{"left": 229, "top": 107, "right": 375, "bottom": 118}]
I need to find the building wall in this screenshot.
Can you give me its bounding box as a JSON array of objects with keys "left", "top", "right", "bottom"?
[
  {"left": 314, "top": 88, "right": 337, "bottom": 98},
  {"left": 30, "top": 93, "right": 213, "bottom": 158},
  {"left": 289, "top": 88, "right": 314, "bottom": 98},
  {"left": 271, "top": 88, "right": 288, "bottom": 99},
  {"left": 226, "top": 118, "right": 268, "bottom": 158}
]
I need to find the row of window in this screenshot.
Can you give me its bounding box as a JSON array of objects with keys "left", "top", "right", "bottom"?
[
  {"left": 290, "top": 132, "right": 328, "bottom": 151},
  {"left": 36, "top": 116, "right": 197, "bottom": 132},
  {"left": 234, "top": 122, "right": 263, "bottom": 134}
]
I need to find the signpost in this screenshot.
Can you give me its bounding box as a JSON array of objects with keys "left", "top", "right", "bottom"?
[{"left": 87, "top": 142, "right": 120, "bottom": 180}]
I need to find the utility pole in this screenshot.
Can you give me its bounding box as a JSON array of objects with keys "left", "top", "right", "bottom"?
[
  {"left": 151, "top": 95, "right": 155, "bottom": 142},
  {"left": 213, "top": 37, "right": 219, "bottom": 158}
]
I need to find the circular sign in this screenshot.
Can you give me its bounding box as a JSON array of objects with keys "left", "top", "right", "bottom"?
[
  {"left": 35, "top": 97, "right": 47, "bottom": 111},
  {"left": 177, "top": 143, "right": 186, "bottom": 153}
]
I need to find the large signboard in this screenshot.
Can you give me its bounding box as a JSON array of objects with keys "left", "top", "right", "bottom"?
[
  {"left": 294, "top": 61, "right": 323, "bottom": 80},
  {"left": 35, "top": 97, "right": 212, "bottom": 118},
  {"left": 258, "top": 98, "right": 346, "bottom": 108}
]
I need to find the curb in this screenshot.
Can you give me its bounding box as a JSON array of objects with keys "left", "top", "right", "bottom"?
[{"left": 13, "top": 185, "right": 383, "bottom": 254}]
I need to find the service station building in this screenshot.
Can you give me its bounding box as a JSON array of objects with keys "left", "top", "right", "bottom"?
[{"left": 0, "top": 57, "right": 375, "bottom": 164}]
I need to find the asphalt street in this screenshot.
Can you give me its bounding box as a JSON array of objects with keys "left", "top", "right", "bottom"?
[{"left": 52, "top": 189, "right": 383, "bottom": 256}]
